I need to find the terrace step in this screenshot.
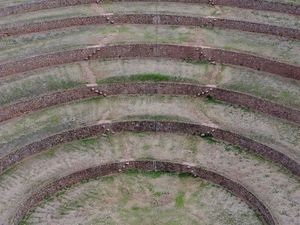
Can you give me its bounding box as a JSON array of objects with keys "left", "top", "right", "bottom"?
[
  {"left": 0, "top": 133, "right": 297, "bottom": 225},
  {"left": 24, "top": 173, "right": 263, "bottom": 225},
  {"left": 1, "top": 44, "right": 299, "bottom": 80},
  {"left": 0, "top": 14, "right": 299, "bottom": 40},
  {"left": 0, "top": 0, "right": 299, "bottom": 17}
]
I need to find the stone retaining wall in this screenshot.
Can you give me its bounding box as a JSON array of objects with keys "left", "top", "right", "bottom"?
[
  {"left": 1, "top": 15, "right": 299, "bottom": 40},
  {"left": 1, "top": 121, "right": 299, "bottom": 178},
  {"left": 12, "top": 160, "right": 276, "bottom": 225},
  {"left": 1, "top": 83, "right": 299, "bottom": 125},
  {"left": 0, "top": 44, "right": 299, "bottom": 80},
  {"left": 0, "top": 0, "right": 298, "bottom": 17},
  {"left": 0, "top": 0, "right": 97, "bottom": 17}
]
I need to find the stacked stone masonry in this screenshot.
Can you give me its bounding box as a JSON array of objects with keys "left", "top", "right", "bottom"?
[
  {"left": 12, "top": 160, "right": 276, "bottom": 225},
  {"left": 1, "top": 15, "right": 299, "bottom": 40},
  {"left": 1, "top": 83, "right": 299, "bottom": 125},
  {"left": 0, "top": 0, "right": 299, "bottom": 17},
  {"left": 0, "top": 44, "right": 299, "bottom": 80},
  {"left": 0, "top": 2, "right": 299, "bottom": 225},
  {"left": 0, "top": 121, "right": 299, "bottom": 177}
]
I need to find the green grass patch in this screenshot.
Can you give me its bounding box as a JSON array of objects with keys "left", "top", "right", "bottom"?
[
  {"left": 129, "top": 131, "right": 146, "bottom": 137},
  {"left": 202, "top": 136, "right": 217, "bottom": 144},
  {"left": 239, "top": 105, "right": 251, "bottom": 113},
  {"left": 45, "top": 148, "right": 56, "bottom": 158},
  {"left": 101, "top": 176, "right": 115, "bottom": 182},
  {"left": 0, "top": 76, "right": 83, "bottom": 106},
  {"left": 124, "top": 169, "right": 142, "bottom": 176},
  {"left": 205, "top": 95, "right": 224, "bottom": 104},
  {"left": 54, "top": 190, "right": 67, "bottom": 198},
  {"left": 19, "top": 215, "right": 31, "bottom": 225},
  {"left": 81, "top": 137, "right": 98, "bottom": 146},
  {"left": 0, "top": 165, "right": 18, "bottom": 182},
  {"left": 178, "top": 173, "right": 194, "bottom": 179},
  {"left": 143, "top": 144, "right": 151, "bottom": 150},
  {"left": 175, "top": 191, "right": 185, "bottom": 208},
  {"left": 143, "top": 171, "right": 164, "bottom": 178},
  {"left": 125, "top": 170, "right": 195, "bottom": 179},
  {"left": 131, "top": 206, "right": 141, "bottom": 211},
  {"left": 223, "top": 79, "right": 300, "bottom": 109},
  {"left": 185, "top": 59, "right": 209, "bottom": 65},
  {"left": 153, "top": 191, "right": 164, "bottom": 197},
  {"left": 97, "top": 73, "right": 195, "bottom": 84},
  {"left": 224, "top": 144, "right": 243, "bottom": 154}
]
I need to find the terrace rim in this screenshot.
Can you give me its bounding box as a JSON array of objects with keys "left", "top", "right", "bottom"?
[
  {"left": 1, "top": 120, "right": 299, "bottom": 177},
  {"left": 1, "top": 14, "right": 299, "bottom": 40},
  {"left": 0, "top": 1, "right": 298, "bottom": 225},
  {"left": 13, "top": 160, "right": 277, "bottom": 225},
  {"left": 0, "top": 0, "right": 299, "bottom": 17},
  {"left": 1, "top": 44, "right": 299, "bottom": 80},
  {"left": 1, "top": 82, "right": 299, "bottom": 125}
]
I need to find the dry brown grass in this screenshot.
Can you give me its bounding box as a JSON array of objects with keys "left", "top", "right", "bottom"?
[{"left": 0, "top": 132, "right": 298, "bottom": 225}]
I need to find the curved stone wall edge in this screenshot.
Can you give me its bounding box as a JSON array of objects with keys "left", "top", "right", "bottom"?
[
  {"left": 1, "top": 15, "right": 299, "bottom": 40},
  {"left": 1, "top": 120, "right": 299, "bottom": 178},
  {"left": 1, "top": 83, "right": 299, "bottom": 125},
  {"left": 12, "top": 160, "right": 277, "bottom": 225},
  {"left": 0, "top": 0, "right": 298, "bottom": 17},
  {"left": 0, "top": 44, "right": 299, "bottom": 80}
]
